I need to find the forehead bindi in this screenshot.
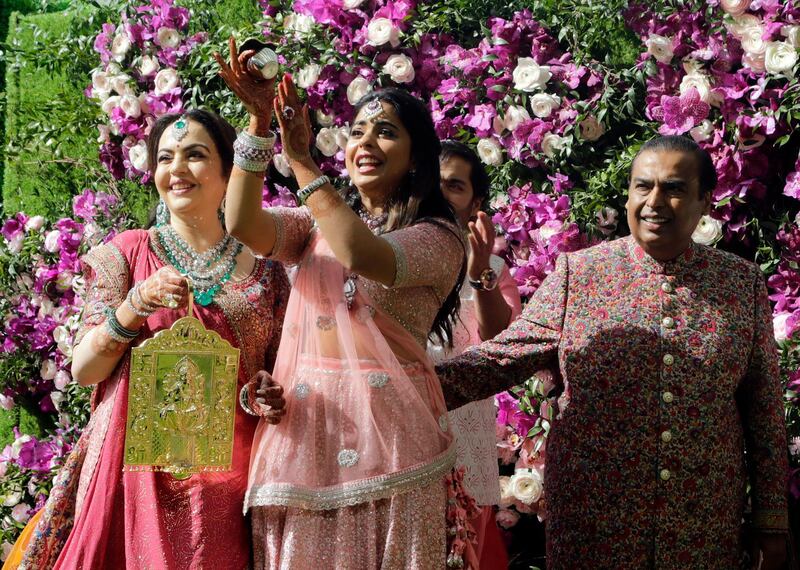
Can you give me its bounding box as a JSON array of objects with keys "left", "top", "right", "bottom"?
[
  {"left": 157, "top": 121, "right": 212, "bottom": 153},
  {"left": 354, "top": 101, "right": 400, "bottom": 127}
]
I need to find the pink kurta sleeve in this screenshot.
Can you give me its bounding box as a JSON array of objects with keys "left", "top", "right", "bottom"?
[
  {"left": 436, "top": 253, "right": 567, "bottom": 410},
  {"left": 74, "top": 241, "right": 130, "bottom": 347},
  {"left": 382, "top": 219, "right": 464, "bottom": 299},
  {"left": 739, "top": 270, "right": 790, "bottom": 531},
  {"left": 267, "top": 206, "right": 314, "bottom": 265}
]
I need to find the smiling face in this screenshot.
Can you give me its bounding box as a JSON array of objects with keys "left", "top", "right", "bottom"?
[
  {"left": 153, "top": 119, "right": 227, "bottom": 224},
  {"left": 344, "top": 100, "right": 413, "bottom": 203},
  {"left": 626, "top": 148, "right": 711, "bottom": 261},
  {"left": 440, "top": 155, "right": 481, "bottom": 227}
]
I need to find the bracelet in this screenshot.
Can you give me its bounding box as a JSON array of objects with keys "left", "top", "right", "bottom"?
[
  {"left": 297, "top": 175, "right": 331, "bottom": 205},
  {"left": 104, "top": 307, "right": 140, "bottom": 343},
  {"left": 233, "top": 131, "right": 276, "bottom": 173},
  {"left": 132, "top": 282, "right": 159, "bottom": 312},
  {"left": 125, "top": 286, "right": 155, "bottom": 318},
  {"left": 239, "top": 384, "right": 259, "bottom": 416}
]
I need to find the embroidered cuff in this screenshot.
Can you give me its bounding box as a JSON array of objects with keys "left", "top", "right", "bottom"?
[{"left": 382, "top": 233, "right": 407, "bottom": 289}]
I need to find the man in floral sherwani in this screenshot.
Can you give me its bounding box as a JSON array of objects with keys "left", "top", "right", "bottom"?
[{"left": 436, "top": 136, "right": 790, "bottom": 569}]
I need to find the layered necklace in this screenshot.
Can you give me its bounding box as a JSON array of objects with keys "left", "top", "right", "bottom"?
[
  {"left": 355, "top": 203, "right": 388, "bottom": 234},
  {"left": 156, "top": 225, "right": 242, "bottom": 306}
]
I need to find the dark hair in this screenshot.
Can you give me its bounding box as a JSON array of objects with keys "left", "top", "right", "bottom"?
[
  {"left": 350, "top": 88, "right": 465, "bottom": 347},
  {"left": 632, "top": 135, "right": 717, "bottom": 198},
  {"left": 146, "top": 109, "right": 237, "bottom": 179},
  {"left": 440, "top": 140, "right": 491, "bottom": 204}
]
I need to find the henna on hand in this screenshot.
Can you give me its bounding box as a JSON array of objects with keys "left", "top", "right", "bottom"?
[
  {"left": 273, "top": 75, "right": 313, "bottom": 163},
  {"left": 214, "top": 36, "right": 276, "bottom": 121}
]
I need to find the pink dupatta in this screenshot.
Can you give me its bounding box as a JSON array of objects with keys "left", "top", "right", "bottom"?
[{"left": 246, "top": 231, "right": 455, "bottom": 511}]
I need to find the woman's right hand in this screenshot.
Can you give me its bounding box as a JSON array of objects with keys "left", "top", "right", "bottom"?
[
  {"left": 138, "top": 266, "right": 189, "bottom": 310},
  {"left": 214, "top": 36, "right": 276, "bottom": 122}
]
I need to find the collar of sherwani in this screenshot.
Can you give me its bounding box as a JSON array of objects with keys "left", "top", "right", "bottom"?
[{"left": 627, "top": 236, "right": 702, "bottom": 277}]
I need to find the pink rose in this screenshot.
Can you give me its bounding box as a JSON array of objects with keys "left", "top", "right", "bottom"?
[{"left": 495, "top": 508, "right": 520, "bottom": 529}]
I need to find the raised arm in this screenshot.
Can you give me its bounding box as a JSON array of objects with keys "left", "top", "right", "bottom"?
[
  {"left": 436, "top": 253, "right": 567, "bottom": 409},
  {"left": 215, "top": 37, "right": 280, "bottom": 256},
  {"left": 273, "top": 75, "right": 399, "bottom": 286}
]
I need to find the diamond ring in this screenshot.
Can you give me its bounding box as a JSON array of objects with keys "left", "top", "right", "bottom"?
[
  {"left": 163, "top": 293, "right": 179, "bottom": 309},
  {"left": 281, "top": 106, "right": 295, "bottom": 121}
]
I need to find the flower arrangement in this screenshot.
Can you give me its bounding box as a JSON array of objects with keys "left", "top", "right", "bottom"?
[
  {"left": 0, "top": 190, "right": 132, "bottom": 555},
  {"left": 89, "top": 0, "right": 206, "bottom": 182}
]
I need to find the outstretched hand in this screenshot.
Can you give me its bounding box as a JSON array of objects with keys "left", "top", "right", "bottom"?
[
  {"left": 467, "top": 211, "right": 496, "bottom": 281},
  {"left": 273, "top": 74, "right": 313, "bottom": 164},
  {"left": 214, "top": 36, "right": 275, "bottom": 121}
]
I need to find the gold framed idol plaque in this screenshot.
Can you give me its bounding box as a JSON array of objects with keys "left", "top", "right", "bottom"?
[{"left": 124, "top": 289, "right": 240, "bottom": 478}]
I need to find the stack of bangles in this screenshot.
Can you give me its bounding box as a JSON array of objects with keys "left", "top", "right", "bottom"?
[
  {"left": 104, "top": 306, "right": 140, "bottom": 344},
  {"left": 239, "top": 384, "right": 260, "bottom": 416},
  {"left": 125, "top": 282, "right": 158, "bottom": 318},
  {"left": 233, "top": 130, "right": 276, "bottom": 173}
]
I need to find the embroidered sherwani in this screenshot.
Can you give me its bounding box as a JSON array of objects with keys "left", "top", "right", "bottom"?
[{"left": 436, "top": 236, "right": 789, "bottom": 569}]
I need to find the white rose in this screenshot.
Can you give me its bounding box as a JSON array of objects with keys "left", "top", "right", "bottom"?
[
  {"left": 645, "top": 34, "right": 674, "bottom": 63},
  {"left": 782, "top": 25, "right": 800, "bottom": 48},
  {"left": 679, "top": 72, "right": 714, "bottom": 104},
  {"left": 284, "top": 14, "right": 315, "bottom": 36},
  {"left": 579, "top": 115, "right": 605, "bottom": 141},
  {"left": 296, "top": 63, "right": 322, "bottom": 89},
  {"left": 335, "top": 126, "right": 350, "bottom": 150},
  {"left": 128, "top": 140, "right": 149, "bottom": 172},
  {"left": 498, "top": 476, "right": 515, "bottom": 507},
  {"left": 728, "top": 14, "right": 762, "bottom": 39},
  {"left": 7, "top": 235, "right": 23, "bottom": 255},
  {"left": 743, "top": 51, "right": 766, "bottom": 73},
  {"left": 40, "top": 359, "right": 57, "bottom": 380},
  {"left": 54, "top": 369, "right": 71, "bottom": 391},
  {"left": 97, "top": 124, "right": 111, "bottom": 143},
  {"left": 740, "top": 26, "right": 767, "bottom": 55},
  {"left": 2, "top": 491, "right": 22, "bottom": 508},
  {"left": 383, "top": 53, "right": 415, "bottom": 84},
  {"left": 119, "top": 94, "right": 142, "bottom": 118},
  {"left": 157, "top": 27, "right": 181, "bottom": 49},
  {"left": 92, "top": 69, "right": 110, "bottom": 93},
  {"left": 503, "top": 105, "right": 531, "bottom": 132},
  {"left": 764, "top": 41, "right": 798, "bottom": 75},
  {"left": 53, "top": 325, "right": 72, "bottom": 357},
  {"left": 154, "top": 68, "right": 180, "bottom": 95},
  {"left": 273, "top": 153, "right": 293, "bottom": 178},
  {"left": 316, "top": 109, "right": 335, "bottom": 127},
  {"left": 476, "top": 138, "right": 503, "bottom": 166},
  {"left": 529, "top": 93, "right": 561, "bottom": 119},
  {"left": 110, "top": 74, "right": 133, "bottom": 96},
  {"left": 367, "top": 17, "right": 400, "bottom": 47},
  {"left": 11, "top": 504, "right": 31, "bottom": 524},
  {"left": 343, "top": 0, "right": 365, "bottom": 8},
  {"left": 509, "top": 468, "right": 544, "bottom": 505},
  {"left": 111, "top": 33, "right": 131, "bottom": 61},
  {"left": 691, "top": 215, "right": 722, "bottom": 245},
  {"left": 0, "top": 394, "right": 14, "bottom": 411},
  {"left": 512, "top": 57, "right": 551, "bottom": 92},
  {"left": 773, "top": 312, "right": 793, "bottom": 342},
  {"left": 50, "top": 391, "right": 64, "bottom": 413},
  {"left": 690, "top": 120, "right": 714, "bottom": 142},
  {"left": 541, "top": 133, "right": 566, "bottom": 158},
  {"left": 25, "top": 215, "right": 45, "bottom": 231},
  {"left": 44, "top": 230, "right": 60, "bottom": 253},
  {"left": 346, "top": 76, "right": 372, "bottom": 105},
  {"left": 720, "top": 0, "right": 750, "bottom": 16},
  {"left": 315, "top": 127, "right": 340, "bottom": 157},
  {"left": 139, "top": 55, "right": 160, "bottom": 76}
]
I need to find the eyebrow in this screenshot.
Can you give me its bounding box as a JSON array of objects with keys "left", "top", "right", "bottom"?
[
  {"left": 443, "top": 175, "right": 468, "bottom": 185},
  {"left": 353, "top": 119, "right": 399, "bottom": 130},
  {"left": 158, "top": 143, "right": 211, "bottom": 155}
]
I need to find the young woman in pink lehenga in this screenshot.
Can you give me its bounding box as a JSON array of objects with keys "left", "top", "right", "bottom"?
[
  {"left": 216, "top": 42, "right": 466, "bottom": 568},
  {"left": 16, "top": 110, "right": 289, "bottom": 569}
]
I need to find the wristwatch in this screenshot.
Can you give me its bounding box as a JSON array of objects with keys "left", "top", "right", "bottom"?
[{"left": 468, "top": 267, "right": 498, "bottom": 291}]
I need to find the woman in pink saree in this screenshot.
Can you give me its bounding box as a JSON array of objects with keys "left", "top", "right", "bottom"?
[
  {"left": 217, "top": 42, "right": 466, "bottom": 568},
  {"left": 17, "top": 110, "right": 289, "bottom": 569}
]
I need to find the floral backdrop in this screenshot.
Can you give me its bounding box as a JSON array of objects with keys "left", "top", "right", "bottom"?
[{"left": 1, "top": 0, "right": 799, "bottom": 566}]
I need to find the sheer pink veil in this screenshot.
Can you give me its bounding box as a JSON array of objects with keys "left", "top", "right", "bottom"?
[{"left": 245, "top": 231, "right": 454, "bottom": 510}]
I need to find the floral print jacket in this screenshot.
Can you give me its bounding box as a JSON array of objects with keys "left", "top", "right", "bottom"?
[{"left": 437, "top": 236, "right": 789, "bottom": 570}]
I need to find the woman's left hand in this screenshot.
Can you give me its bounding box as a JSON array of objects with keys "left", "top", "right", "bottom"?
[
  {"left": 244, "top": 370, "right": 287, "bottom": 424},
  {"left": 274, "top": 75, "right": 313, "bottom": 164},
  {"left": 467, "top": 211, "right": 495, "bottom": 281}
]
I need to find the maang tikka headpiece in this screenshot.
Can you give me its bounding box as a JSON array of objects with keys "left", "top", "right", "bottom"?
[
  {"left": 171, "top": 115, "right": 190, "bottom": 142},
  {"left": 363, "top": 99, "right": 385, "bottom": 121}
]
